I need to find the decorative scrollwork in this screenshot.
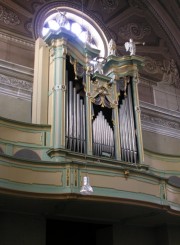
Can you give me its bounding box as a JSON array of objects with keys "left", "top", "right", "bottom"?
[{"left": 89, "top": 77, "right": 118, "bottom": 108}]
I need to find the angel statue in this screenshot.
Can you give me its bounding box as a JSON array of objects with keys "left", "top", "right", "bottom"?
[{"left": 124, "top": 38, "right": 145, "bottom": 56}]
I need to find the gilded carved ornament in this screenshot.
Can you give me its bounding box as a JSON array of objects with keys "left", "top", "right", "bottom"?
[{"left": 86, "top": 78, "right": 119, "bottom": 108}]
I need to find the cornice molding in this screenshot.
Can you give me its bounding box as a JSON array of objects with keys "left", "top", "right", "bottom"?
[
  {"left": 0, "top": 30, "right": 34, "bottom": 49},
  {"left": 140, "top": 101, "right": 180, "bottom": 139},
  {"left": 0, "top": 59, "right": 33, "bottom": 80}
]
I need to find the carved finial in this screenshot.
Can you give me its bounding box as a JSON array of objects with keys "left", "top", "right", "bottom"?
[{"left": 108, "top": 39, "right": 117, "bottom": 56}]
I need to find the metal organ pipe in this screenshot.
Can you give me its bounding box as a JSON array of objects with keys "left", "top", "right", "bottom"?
[
  {"left": 65, "top": 81, "right": 86, "bottom": 153},
  {"left": 76, "top": 93, "right": 80, "bottom": 152},
  {"left": 118, "top": 82, "right": 137, "bottom": 163},
  {"left": 92, "top": 111, "right": 114, "bottom": 157},
  {"left": 73, "top": 87, "right": 77, "bottom": 150},
  {"left": 68, "top": 81, "right": 73, "bottom": 150},
  {"left": 127, "top": 84, "right": 137, "bottom": 163}
]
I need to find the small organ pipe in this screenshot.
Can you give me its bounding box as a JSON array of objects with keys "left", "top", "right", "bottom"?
[{"left": 92, "top": 111, "right": 114, "bottom": 157}]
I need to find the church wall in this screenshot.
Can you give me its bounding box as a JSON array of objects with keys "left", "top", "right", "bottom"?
[
  {"left": 0, "top": 212, "right": 46, "bottom": 245},
  {"left": 168, "top": 226, "right": 180, "bottom": 245},
  {"left": 142, "top": 130, "right": 180, "bottom": 156},
  {"left": 113, "top": 225, "right": 157, "bottom": 245},
  {"left": 0, "top": 93, "right": 31, "bottom": 123},
  {"left": 113, "top": 224, "right": 180, "bottom": 245},
  {"left": 0, "top": 33, "right": 34, "bottom": 122},
  {"left": 0, "top": 35, "right": 34, "bottom": 68}
]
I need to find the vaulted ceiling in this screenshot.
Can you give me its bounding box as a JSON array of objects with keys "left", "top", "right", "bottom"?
[{"left": 0, "top": 0, "right": 179, "bottom": 80}]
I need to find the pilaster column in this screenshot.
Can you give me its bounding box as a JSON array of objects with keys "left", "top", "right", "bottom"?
[
  {"left": 52, "top": 38, "right": 67, "bottom": 149},
  {"left": 112, "top": 80, "right": 121, "bottom": 160},
  {"left": 85, "top": 64, "right": 93, "bottom": 155}
]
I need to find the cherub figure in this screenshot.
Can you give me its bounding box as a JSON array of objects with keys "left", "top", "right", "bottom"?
[
  {"left": 108, "top": 39, "right": 117, "bottom": 56},
  {"left": 124, "top": 38, "right": 145, "bottom": 56}
]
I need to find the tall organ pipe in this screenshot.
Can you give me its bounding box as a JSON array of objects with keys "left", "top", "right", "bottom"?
[
  {"left": 127, "top": 84, "right": 137, "bottom": 163},
  {"left": 119, "top": 82, "right": 137, "bottom": 163},
  {"left": 68, "top": 81, "right": 73, "bottom": 150},
  {"left": 76, "top": 93, "right": 80, "bottom": 152},
  {"left": 65, "top": 80, "right": 85, "bottom": 153},
  {"left": 119, "top": 100, "right": 125, "bottom": 160},
  {"left": 83, "top": 104, "right": 86, "bottom": 152},
  {"left": 73, "top": 87, "right": 77, "bottom": 150},
  {"left": 80, "top": 99, "right": 83, "bottom": 153}
]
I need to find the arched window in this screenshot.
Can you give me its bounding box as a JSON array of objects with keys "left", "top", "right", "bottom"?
[{"left": 34, "top": 6, "right": 108, "bottom": 57}]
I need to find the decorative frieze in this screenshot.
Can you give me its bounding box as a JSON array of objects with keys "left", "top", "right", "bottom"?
[
  {"left": 141, "top": 113, "right": 180, "bottom": 130},
  {"left": 0, "top": 74, "right": 32, "bottom": 91},
  {"left": 0, "top": 73, "right": 32, "bottom": 101}
]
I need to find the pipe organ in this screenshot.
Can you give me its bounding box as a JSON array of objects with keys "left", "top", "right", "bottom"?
[{"left": 33, "top": 29, "right": 144, "bottom": 164}]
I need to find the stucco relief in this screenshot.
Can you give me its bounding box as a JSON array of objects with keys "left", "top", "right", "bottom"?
[
  {"left": 160, "top": 59, "right": 180, "bottom": 88},
  {"left": 0, "top": 5, "right": 20, "bottom": 26},
  {"left": 100, "top": 0, "right": 119, "bottom": 12},
  {"left": 143, "top": 57, "right": 162, "bottom": 74},
  {"left": 142, "top": 57, "right": 180, "bottom": 89},
  {"left": 119, "top": 23, "right": 151, "bottom": 40}
]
